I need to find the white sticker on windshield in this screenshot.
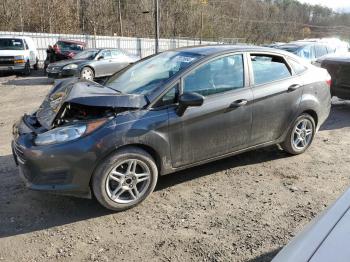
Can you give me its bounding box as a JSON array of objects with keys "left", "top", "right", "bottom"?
[{"left": 176, "top": 56, "right": 197, "bottom": 63}]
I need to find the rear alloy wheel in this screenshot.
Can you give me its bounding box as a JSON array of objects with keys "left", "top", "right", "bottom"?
[
  {"left": 92, "top": 147, "right": 158, "bottom": 211},
  {"left": 281, "top": 114, "right": 315, "bottom": 155},
  {"left": 80, "top": 67, "right": 94, "bottom": 81}
]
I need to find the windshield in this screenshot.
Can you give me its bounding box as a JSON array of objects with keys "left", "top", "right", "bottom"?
[
  {"left": 57, "top": 41, "right": 84, "bottom": 52},
  {"left": 0, "top": 38, "right": 24, "bottom": 50},
  {"left": 105, "top": 51, "right": 203, "bottom": 95},
  {"left": 73, "top": 50, "right": 99, "bottom": 60}
]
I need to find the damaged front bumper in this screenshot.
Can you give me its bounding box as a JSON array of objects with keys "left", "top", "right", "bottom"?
[
  {"left": 11, "top": 116, "right": 108, "bottom": 199},
  {"left": 46, "top": 68, "right": 78, "bottom": 79}
]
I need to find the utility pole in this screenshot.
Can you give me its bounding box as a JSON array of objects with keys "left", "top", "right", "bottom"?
[
  {"left": 199, "top": 0, "right": 207, "bottom": 45},
  {"left": 20, "top": 0, "right": 24, "bottom": 33},
  {"left": 200, "top": 10, "right": 203, "bottom": 44},
  {"left": 154, "top": 0, "right": 159, "bottom": 53},
  {"left": 118, "top": 0, "right": 123, "bottom": 36}
]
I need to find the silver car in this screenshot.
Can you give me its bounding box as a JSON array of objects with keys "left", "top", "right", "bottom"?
[
  {"left": 46, "top": 48, "right": 140, "bottom": 80},
  {"left": 273, "top": 187, "right": 350, "bottom": 262}
]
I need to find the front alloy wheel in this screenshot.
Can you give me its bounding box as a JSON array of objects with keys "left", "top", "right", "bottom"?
[
  {"left": 80, "top": 67, "right": 94, "bottom": 81},
  {"left": 106, "top": 159, "right": 151, "bottom": 204},
  {"left": 92, "top": 147, "right": 158, "bottom": 211}
]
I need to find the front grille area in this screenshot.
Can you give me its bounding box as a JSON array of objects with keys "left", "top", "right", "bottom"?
[
  {"left": 47, "top": 66, "right": 61, "bottom": 73},
  {"left": 13, "top": 141, "right": 25, "bottom": 164},
  {"left": 0, "top": 56, "right": 15, "bottom": 66}
]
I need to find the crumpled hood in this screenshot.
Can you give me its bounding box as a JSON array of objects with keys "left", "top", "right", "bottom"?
[{"left": 36, "top": 78, "right": 147, "bottom": 130}]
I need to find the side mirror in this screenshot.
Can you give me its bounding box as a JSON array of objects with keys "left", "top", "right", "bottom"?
[
  {"left": 176, "top": 92, "right": 204, "bottom": 116},
  {"left": 98, "top": 56, "right": 104, "bottom": 60}
]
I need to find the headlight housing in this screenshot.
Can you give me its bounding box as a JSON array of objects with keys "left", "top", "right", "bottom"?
[
  {"left": 34, "top": 119, "right": 107, "bottom": 146},
  {"left": 63, "top": 64, "right": 78, "bottom": 70},
  {"left": 14, "top": 55, "right": 25, "bottom": 64},
  {"left": 35, "top": 124, "right": 86, "bottom": 146}
]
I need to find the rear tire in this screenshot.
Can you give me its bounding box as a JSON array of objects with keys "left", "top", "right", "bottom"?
[
  {"left": 34, "top": 58, "right": 39, "bottom": 70},
  {"left": 281, "top": 113, "right": 316, "bottom": 155},
  {"left": 92, "top": 147, "right": 158, "bottom": 211}
]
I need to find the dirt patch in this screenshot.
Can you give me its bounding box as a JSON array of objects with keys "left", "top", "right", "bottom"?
[{"left": 0, "top": 72, "right": 349, "bottom": 262}]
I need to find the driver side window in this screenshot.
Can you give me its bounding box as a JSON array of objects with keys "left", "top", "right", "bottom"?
[
  {"left": 183, "top": 54, "right": 244, "bottom": 97},
  {"left": 101, "top": 50, "right": 112, "bottom": 59},
  {"left": 154, "top": 83, "right": 179, "bottom": 107}
]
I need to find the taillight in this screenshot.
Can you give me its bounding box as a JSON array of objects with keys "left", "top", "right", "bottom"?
[{"left": 326, "top": 78, "right": 332, "bottom": 88}]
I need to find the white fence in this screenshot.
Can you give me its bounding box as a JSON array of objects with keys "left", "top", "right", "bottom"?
[{"left": 0, "top": 31, "right": 231, "bottom": 62}]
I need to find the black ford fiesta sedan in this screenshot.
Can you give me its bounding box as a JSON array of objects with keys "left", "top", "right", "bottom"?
[{"left": 12, "top": 45, "right": 331, "bottom": 211}]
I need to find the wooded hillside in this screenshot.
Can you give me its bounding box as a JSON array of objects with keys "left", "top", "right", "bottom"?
[{"left": 1, "top": 0, "right": 349, "bottom": 43}]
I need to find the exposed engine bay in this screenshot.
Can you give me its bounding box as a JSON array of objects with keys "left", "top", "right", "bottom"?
[
  {"left": 33, "top": 78, "right": 148, "bottom": 131},
  {"left": 53, "top": 103, "right": 116, "bottom": 127}
]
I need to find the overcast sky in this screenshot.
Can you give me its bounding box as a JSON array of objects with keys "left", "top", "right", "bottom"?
[{"left": 298, "top": 0, "right": 350, "bottom": 12}]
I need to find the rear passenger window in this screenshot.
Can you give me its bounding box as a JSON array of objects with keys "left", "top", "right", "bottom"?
[
  {"left": 287, "top": 59, "right": 307, "bottom": 75},
  {"left": 250, "top": 54, "right": 292, "bottom": 85}
]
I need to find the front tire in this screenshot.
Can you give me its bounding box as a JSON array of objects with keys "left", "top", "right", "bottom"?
[
  {"left": 281, "top": 113, "right": 316, "bottom": 155},
  {"left": 22, "top": 61, "right": 31, "bottom": 76},
  {"left": 92, "top": 147, "right": 158, "bottom": 211},
  {"left": 80, "top": 67, "right": 94, "bottom": 81}
]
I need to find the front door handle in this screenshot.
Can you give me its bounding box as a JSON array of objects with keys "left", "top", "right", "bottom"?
[
  {"left": 229, "top": 99, "right": 248, "bottom": 108},
  {"left": 288, "top": 84, "right": 301, "bottom": 92}
]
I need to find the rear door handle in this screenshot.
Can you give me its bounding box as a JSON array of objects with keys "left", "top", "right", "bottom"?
[
  {"left": 229, "top": 99, "right": 248, "bottom": 108},
  {"left": 288, "top": 84, "right": 301, "bottom": 92}
]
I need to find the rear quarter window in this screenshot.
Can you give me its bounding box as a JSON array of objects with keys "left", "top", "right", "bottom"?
[
  {"left": 287, "top": 58, "right": 307, "bottom": 75},
  {"left": 250, "top": 54, "right": 292, "bottom": 85}
]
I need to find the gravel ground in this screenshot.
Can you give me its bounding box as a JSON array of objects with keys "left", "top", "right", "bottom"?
[{"left": 0, "top": 71, "right": 349, "bottom": 262}]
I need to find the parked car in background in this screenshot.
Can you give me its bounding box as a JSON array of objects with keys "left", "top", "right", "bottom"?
[
  {"left": 12, "top": 45, "right": 331, "bottom": 211},
  {"left": 44, "top": 39, "right": 86, "bottom": 70},
  {"left": 46, "top": 48, "right": 140, "bottom": 80},
  {"left": 0, "top": 35, "right": 39, "bottom": 75},
  {"left": 318, "top": 54, "right": 350, "bottom": 100},
  {"left": 276, "top": 41, "right": 336, "bottom": 62},
  {"left": 262, "top": 42, "right": 286, "bottom": 48},
  {"left": 273, "top": 187, "right": 350, "bottom": 262}
]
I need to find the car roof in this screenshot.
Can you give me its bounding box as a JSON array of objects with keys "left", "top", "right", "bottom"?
[
  {"left": 84, "top": 48, "right": 123, "bottom": 52},
  {"left": 57, "top": 39, "right": 86, "bottom": 45},
  {"left": 0, "top": 35, "right": 32, "bottom": 40},
  {"left": 279, "top": 42, "right": 313, "bottom": 49},
  {"left": 169, "top": 44, "right": 292, "bottom": 56}
]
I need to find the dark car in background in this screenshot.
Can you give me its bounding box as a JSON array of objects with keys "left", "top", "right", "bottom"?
[
  {"left": 44, "top": 39, "right": 86, "bottom": 70},
  {"left": 12, "top": 45, "right": 331, "bottom": 211},
  {"left": 276, "top": 41, "right": 336, "bottom": 62},
  {"left": 320, "top": 54, "right": 350, "bottom": 100},
  {"left": 54, "top": 39, "right": 86, "bottom": 59},
  {"left": 46, "top": 48, "right": 140, "bottom": 80}
]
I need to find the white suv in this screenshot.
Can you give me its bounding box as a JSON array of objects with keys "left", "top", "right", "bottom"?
[{"left": 0, "top": 35, "right": 39, "bottom": 75}]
